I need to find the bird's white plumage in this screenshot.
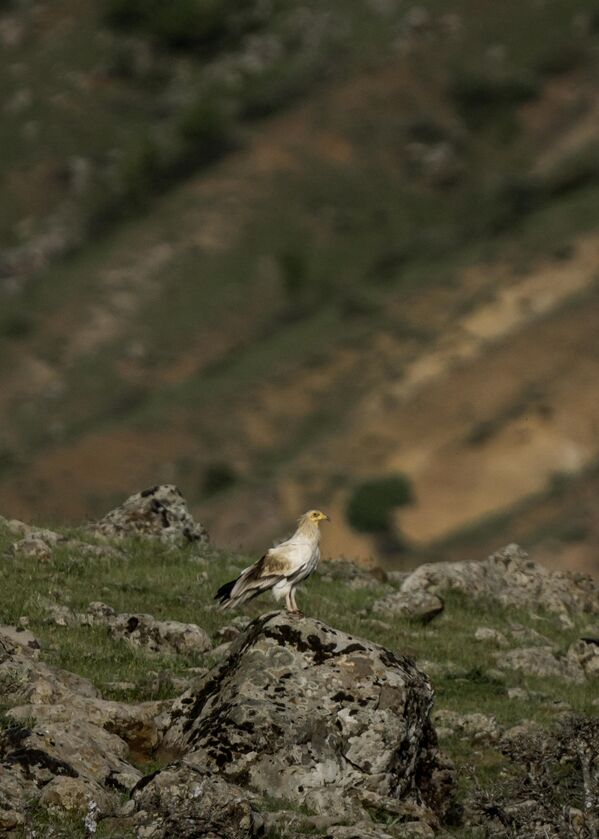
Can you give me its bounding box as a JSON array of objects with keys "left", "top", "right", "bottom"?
[{"left": 215, "top": 509, "right": 328, "bottom": 613}]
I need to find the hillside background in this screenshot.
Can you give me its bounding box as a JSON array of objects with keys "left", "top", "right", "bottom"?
[{"left": 1, "top": 0, "right": 599, "bottom": 575}]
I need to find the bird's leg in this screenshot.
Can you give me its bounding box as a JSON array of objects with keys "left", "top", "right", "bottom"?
[
  {"left": 285, "top": 591, "right": 294, "bottom": 612},
  {"left": 290, "top": 588, "right": 303, "bottom": 616}
]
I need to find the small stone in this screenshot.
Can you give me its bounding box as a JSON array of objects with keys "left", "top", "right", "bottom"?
[
  {"left": 475, "top": 627, "right": 508, "bottom": 646},
  {"left": 508, "top": 622, "right": 552, "bottom": 646},
  {"left": 485, "top": 668, "right": 506, "bottom": 682},
  {"left": 10, "top": 536, "right": 52, "bottom": 561},
  {"left": 0, "top": 625, "right": 41, "bottom": 658},
  {"left": 497, "top": 646, "right": 585, "bottom": 683},
  {"left": 216, "top": 624, "right": 241, "bottom": 642},
  {"left": 373, "top": 590, "right": 444, "bottom": 623},
  {"left": 567, "top": 638, "right": 599, "bottom": 678},
  {"left": 38, "top": 777, "right": 109, "bottom": 813},
  {"left": 0, "top": 810, "right": 25, "bottom": 830},
  {"left": 432, "top": 710, "right": 502, "bottom": 744},
  {"left": 506, "top": 687, "right": 529, "bottom": 701},
  {"left": 104, "top": 681, "right": 137, "bottom": 692},
  {"left": 502, "top": 720, "right": 543, "bottom": 744}
]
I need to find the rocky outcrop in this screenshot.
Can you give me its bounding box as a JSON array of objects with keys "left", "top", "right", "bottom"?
[
  {"left": 1, "top": 610, "right": 455, "bottom": 837},
  {"left": 399, "top": 544, "right": 599, "bottom": 617},
  {"left": 132, "top": 612, "right": 455, "bottom": 837},
  {"left": 0, "top": 628, "right": 168, "bottom": 826},
  {"left": 38, "top": 601, "right": 213, "bottom": 657},
  {"left": 85, "top": 602, "right": 212, "bottom": 656},
  {"left": 90, "top": 485, "right": 209, "bottom": 546},
  {"left": 1, "top": 515, "right": 123, "bottom": 563}
]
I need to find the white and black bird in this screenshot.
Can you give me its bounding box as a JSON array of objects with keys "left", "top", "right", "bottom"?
[{"left": 215, "top": 509, "right": 330, "bottom": 613}]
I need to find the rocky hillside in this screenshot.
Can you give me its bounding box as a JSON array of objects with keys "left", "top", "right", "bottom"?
[
  {"left": 1, "top": 488, "right": 598, "bottom": 837},
  {"left": 1, "top": 1, "right": 599, "bottom": 571}
]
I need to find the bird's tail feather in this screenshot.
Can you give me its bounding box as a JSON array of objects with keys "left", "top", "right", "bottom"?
[
  {"left": 215, "top": 574, "right": 283, "bottom": 611},
  {"left": 215, "top": 578, "right": 236, "bottom": 605}
]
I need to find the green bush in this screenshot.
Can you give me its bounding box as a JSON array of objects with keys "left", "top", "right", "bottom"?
[
  {"left": 202, "top": 462, "right": 237, "bottom": 496},
  {"left": 450, "top": 73, "right": 539, "bottom": 129},
  {"left": 0, "top": 314, "right": 35, "bottom": 340},
  {"left": 346, "top": 474, "right": 414, "bottom": 534},
  {"left": 104, "top": 0, "right": 257, "bottom": 51},
  {"left": 177, "top": 94, "right": 236, "bottom": 163}
]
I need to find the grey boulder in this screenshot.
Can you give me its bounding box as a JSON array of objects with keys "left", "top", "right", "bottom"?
[
  {"left": 133, "top": 611, "right": 455, "bottom": 836},
  {"left": 85, "top": 602, "right": 212, "bottom": 656},
  {"left": 89, "top": 484, "right": 209, "bottom": 546},
  {"left": 400, "top": 544, "right": 599, "bottom": 616}
]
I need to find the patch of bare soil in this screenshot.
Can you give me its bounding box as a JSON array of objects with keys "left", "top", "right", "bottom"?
[{"left": 239, "top": 233, "right": 599, "bottom": 562}]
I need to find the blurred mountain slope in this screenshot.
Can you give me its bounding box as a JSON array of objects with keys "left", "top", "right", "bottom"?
[{"left": 1, "top": 0, "right": 599, "bottom": 573}]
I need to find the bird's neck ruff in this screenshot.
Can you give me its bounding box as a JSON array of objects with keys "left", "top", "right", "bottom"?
[{"left": 294, "top": 516, "right": 321, "bottom": 542}]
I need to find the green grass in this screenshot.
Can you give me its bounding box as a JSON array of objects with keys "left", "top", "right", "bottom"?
[{"left": 1, "top": 521, "right": 597, "bottom": 837}]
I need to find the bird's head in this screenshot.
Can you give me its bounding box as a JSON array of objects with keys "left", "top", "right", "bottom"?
[{"left": 303, "top": 509, "right": 330, "bottom": 525}]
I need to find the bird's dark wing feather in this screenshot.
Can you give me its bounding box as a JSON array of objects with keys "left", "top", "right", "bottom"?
[{"left": 214, "top": 554, "right": 288, "bottom": 605}]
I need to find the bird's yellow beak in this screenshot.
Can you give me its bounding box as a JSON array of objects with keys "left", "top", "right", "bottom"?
[{"left": 320, "top": 512, "right": 330, "bottom": 522}]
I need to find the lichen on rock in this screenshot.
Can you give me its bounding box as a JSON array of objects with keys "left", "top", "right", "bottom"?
[
  {"left": 133, "top": 611, "right": 455, "bottom": 836},
  {"left": 89, "top": 484, "right": 209, "bottom": 546},
  {"left": 399, "top": 544, "right": 599, "bottom": 617}
]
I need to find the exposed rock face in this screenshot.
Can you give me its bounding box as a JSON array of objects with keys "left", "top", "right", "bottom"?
[
  {"left": 90, "top": 485, "right": 209, "bottom": 546},
  {"left": 400, "top": 544, "right": 599, "bottom": 616},
  {"left": 133, "top": 612, "right": 454, "bottom": 837}
]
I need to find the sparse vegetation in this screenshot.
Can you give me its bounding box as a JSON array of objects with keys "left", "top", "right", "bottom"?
[{"left": 201, "top": 461, "right": 237, "bottom": 496}]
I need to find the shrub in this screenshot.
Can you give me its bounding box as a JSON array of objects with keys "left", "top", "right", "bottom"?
[
  {"left": 104, "top": 0, "right": 258, "bottom": 52},
  {"left": 470, "top": 715, "right": 599, "bottom": 838},
  {"left": 202, "top": 462, "right": 237, "bottom": 496},
  {"left": 450, "top": 73, "right": 539, "bottom": 129},
  {"left": 177, "top": 94, "right": 236, "bottom": 164},
  {"left": 0, "top": 314, "right": 35, "bottom": 340},
  {"left": 346, "top": 474, "right": 414, "bottom": 534}
]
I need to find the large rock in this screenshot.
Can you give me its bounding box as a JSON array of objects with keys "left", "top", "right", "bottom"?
[
  {"left": 90, "top": 485, "right": 209, "bottom": 546},
  {"left": 133, "top": 612, "right": 455, "bottom": 837},
  {"left": 0, "top": 627, "right": 169, "bottom": 825},
  {"left": 400, "top": 544, "right": 599, "bottom": 616},
  {"left": 85, "top": 602, "right": 212, "bottom": 656}
]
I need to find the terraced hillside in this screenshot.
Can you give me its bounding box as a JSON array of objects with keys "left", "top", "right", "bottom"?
[{"left": 1, "top": 0, "right": 599, "bottom": 573}]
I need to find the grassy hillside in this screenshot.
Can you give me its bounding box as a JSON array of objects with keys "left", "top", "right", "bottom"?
[
  {"left": 0, "top": 521, "right": 597, "bottom": 836},
  {"left": 1, "top": 0, "right": 599, "bottom": 569}
]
